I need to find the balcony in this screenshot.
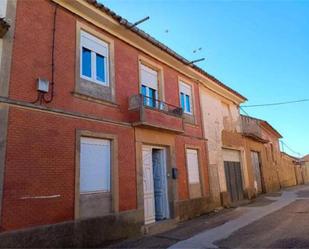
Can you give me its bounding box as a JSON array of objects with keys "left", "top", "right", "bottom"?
[
  {"left": 128, "top": 94, "right": 184, "bottom": 133},
  {"left": 241, "top": 115, "right": 268, "bottom": 143}
]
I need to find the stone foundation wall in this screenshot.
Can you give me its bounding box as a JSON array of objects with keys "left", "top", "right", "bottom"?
[
  {"left": 176, "top": 197, "right": 212, "bottom": 221},
  {"left": 0, "top": 210, "right": 143, "bottom": 248}
]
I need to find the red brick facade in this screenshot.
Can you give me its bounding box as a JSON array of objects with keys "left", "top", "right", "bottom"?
[{"left": 1, "top": 0, "right": 210, "bottom": 232}]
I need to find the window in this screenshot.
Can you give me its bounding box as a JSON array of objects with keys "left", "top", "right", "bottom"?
[
  {"left": 80, "top": 137, "right": 111, "bottom": 193},
  {"left": 186, "top": 149, "right": 200, "bottom": 184},
  {"left": 140, "top": 64, "right": 158, "bottom": 108},
  {"left": 179, "top": 81, "right": 193, "bottom": 114},
  {"left": 186, "top": 148, "right": 202, "bottom": 198},
  {"left": 80, "top": 30, "right": 109, "bottom": 85}
]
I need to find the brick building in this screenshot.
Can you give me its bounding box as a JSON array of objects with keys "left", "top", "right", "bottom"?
[{"left": 0, "top": 0, "right": 250, "bottom": 245}]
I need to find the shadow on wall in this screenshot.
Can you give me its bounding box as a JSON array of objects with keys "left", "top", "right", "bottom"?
[{"left": 0, "top": 211, "right": 143, "bottom": 248}]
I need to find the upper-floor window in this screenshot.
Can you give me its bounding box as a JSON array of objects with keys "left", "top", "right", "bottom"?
[
  {"left": 80, "top": 30, "right": 109, "bottom": 85},
  {"left": 179, "top": 81, "right": 193, "bottom": 114},
  {"left": 140, "top": 64, "right": 158, "bottom": 108}
]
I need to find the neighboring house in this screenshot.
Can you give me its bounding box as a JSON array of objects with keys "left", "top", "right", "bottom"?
[
  {"left": 301, "top": 155, "right": 309, "bottom": 184},
  {"left": 241, "top": 115, "right": 282, "bottom": 196},
  {"left": 0, "top": 0, "right": 248, "bottom": 246},
  {"left": 199, "top": 106, "right": 285, "bottom": 208},
  {"left": 282, "top": 153, "right": 303, "bottom": 185},
  {"left": 302, "top": 155, "right": 309, "bottom": 162},
  {"left": 279, "top": 152, "right": 299, "bottom": 187},
  {"left": 199, "top": 85, "right": 247, "bottom": 207}
]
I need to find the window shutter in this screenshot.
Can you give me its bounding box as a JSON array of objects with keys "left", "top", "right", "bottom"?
[
  {"left": 81, "top": 31, "right": 109, "bottom": 57},
  {"left": 80, "top": 137, "right": 111, "bottom": 193},
  {"left": 186, "top": 149, "right": 200, "bottom": 184},
  {"left": 140, "top": 64, "right": 158, "bottom": 90}
]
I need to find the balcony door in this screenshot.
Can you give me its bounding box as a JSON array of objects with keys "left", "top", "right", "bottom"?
[{"left": 140, "top": 64, "right": 158, "bottom": 108}]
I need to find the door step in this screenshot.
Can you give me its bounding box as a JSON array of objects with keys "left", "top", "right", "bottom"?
[{"left": 142, "top": 219, "right": 178, "bottom": 235}]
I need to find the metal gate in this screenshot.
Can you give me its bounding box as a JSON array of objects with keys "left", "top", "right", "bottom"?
[{"left": 224, "top": 161, "right": 244, "bottom": 202}]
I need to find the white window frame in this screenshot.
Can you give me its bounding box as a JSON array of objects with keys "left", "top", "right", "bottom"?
[
  {"left": 80, "top": 30, "right": 110, "bottom": 86},
  {"left": 179, "top": 81, "right": 193, "bottom": 115}
]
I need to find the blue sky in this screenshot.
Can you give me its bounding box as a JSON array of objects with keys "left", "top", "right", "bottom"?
[{"left": 100, "top": 0, "right": 309, "bottom": 157}]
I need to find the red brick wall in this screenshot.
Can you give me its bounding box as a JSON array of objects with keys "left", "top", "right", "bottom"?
[
  {"left": 9, "top": 0, "right": 204, "bottom": 132},
  {"left": 3, "top": 0, "right": 208, "bottom": 231},
  {"left": 2, "top": 107, "right": 136, "bottom": 231}
]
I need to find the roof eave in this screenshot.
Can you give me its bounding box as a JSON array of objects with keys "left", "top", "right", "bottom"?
[{"left": 83, "top": 0, "right": 247, "bottom": 103}]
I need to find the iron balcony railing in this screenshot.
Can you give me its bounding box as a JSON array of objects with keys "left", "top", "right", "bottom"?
[{"left": 129, "top": 94, "right": 183, "bottom": 117}]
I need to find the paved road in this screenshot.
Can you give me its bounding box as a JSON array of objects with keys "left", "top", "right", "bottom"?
[
  {"left": 107, "top": 185, "right": 309, "bottom": 249},
  {"left": 171, "top": 185, "right": 309, "bottom": 249}
]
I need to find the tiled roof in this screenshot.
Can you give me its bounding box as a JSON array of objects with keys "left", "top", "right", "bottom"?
[{"left": 86, "top": 0, "right": 247, "bottom": 101}]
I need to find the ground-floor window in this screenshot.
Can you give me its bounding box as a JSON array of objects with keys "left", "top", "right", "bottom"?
[
  {"left": 186, "top": 149, "right": 202, "bottom": 198},
  {"left": 79, "top": 137, "right": 112, "bottom": 217},
  {"left": 80, "top": 137, "right": 111, "bottom": 193}
]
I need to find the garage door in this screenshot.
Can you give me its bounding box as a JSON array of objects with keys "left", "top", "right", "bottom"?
[{"left": 223, "top": 149, "right": 244, "bottom": 203}]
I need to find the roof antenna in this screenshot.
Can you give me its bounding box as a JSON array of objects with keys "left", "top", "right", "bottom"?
[
  {"left": 188, "top": 58, "right": 205, "bottom": 65},
  {"left": 129, "top": 16, "right": 150, "bottom": 29}
]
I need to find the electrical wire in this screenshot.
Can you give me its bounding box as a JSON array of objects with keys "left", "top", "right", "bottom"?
[
  {"left": 43, "top": 3, "right": 58, "bottom": 103},
  {"left": 280, "top": 141, "right": 302, "bottom": 158},
  {"left": 241, "top": 98, "right": 309, "bottom": 108},
  {"left": 239, "top": 106, "right": 302, "bottom": 158}
]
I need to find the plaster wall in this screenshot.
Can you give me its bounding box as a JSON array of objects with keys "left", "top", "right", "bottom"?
[
  {"left": 295, "top": 165, "right": 304, "bottom": 185},
  {"left": 302, "top": 163, "right": 309, "bottom": 184},
  {"left": 243, "top": 137, "right": 280, "bottom": 197},
  {"left": 278, "top": 154, "right": 297, "bottom": 188},
  {"left": 199, "top": 86, "right": 243, "bottom": 205}
]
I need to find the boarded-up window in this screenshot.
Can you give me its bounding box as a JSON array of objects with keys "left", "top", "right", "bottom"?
[
  {"left": 186, "top": 149, "right": 200, "bottom": 183},
  {"left": 80, "top": 137, "right": 111, "bottom": 193},
  {"left": 186, "top": 149, "right": 202, "bottom": 198}
]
